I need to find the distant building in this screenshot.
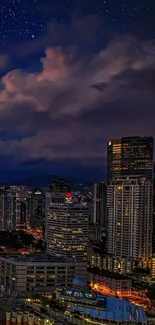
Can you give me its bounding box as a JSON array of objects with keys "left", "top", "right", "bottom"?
[
  {"left": 107, "top": 177, "right": 153, "bottom": 273},
  {"left": 31, "top": 189, "right": 45, "bottom": 219},
  {"left": 0, "top": 187, "right": 17, "bottom": 231},
  {"left": 0, "top": 186, "right": 31, "bottom": 231},
  {"left": 46, "top": 178, "right": 89, "bottom": 277},
  {"left": 50, "top": 177, "right": 70, "bottom": 194},
  {"left": 107, "top": 136, "right": 153, "bottom": 181},
  {"left": 92, "top": 182, "right": 107, "bottom": 227},
  {"left": 29, "top": 189, "right": 45, "bottom": 229},
  {"left": 16, "top": 200, "right": 27, "bottom": 231}
]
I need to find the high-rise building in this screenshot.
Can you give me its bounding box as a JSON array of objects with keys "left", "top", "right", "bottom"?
[
  {"left": 0, "top": 186, "right": 29, "bottom": 231},
  {"left": 107, "top": 177, "right": 153, "bottom": 273},
  {"left": 0, "top": 187, "right": 17, "bottom": 231},
  {"left": 50, "top": 177, "right": 70, "bottom": 194},
  {"left": 16, "top": 200, "right": 27, "bottom": 230},
  {"left": 92, "top": 182, "right": 107, "bottom": 227},
  {"left": 29, "top": 189, "right": 45, "bottom": 229},
  {"left": 46, "top": 178, "right": 89, "bottom": 277},
  {"left": 107, "top": 136, "right": 153, "bottom": 181},
  {"left": 152, "top": 163, "right": 155, "bottom": 275},
  {"left": 31, "top": 189, "right": 45, "bottom": 218}
]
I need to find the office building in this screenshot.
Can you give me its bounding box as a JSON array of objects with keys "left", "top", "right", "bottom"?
[
  {"left": 92, "top": 182, "right": 107, "bottom": 227},
  {"left": 46, "top": 178, "right": 89, "bottom": 277},
  {"left": 107, "top": 136, "right": 153, "bottom": 181},
  {"left": 107, "top": 177, "right": 153, "bottom": 273},
  {"left": 0, "top": 253, "right": 75, "bottom": 296}
]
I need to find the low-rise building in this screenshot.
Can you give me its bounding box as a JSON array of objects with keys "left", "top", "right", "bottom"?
[
  {"left": 88, "top": 246, "right": 134, "bottom": 274},
  {"left": 6, "top": 311, "right": 47, "bottom": 325},
  {"left": 56, "top": 276, "right": 147, "bottom": 325},
  {"left": 0, "top": 253, "right": 76, "bottom": 297},
  {"left": 88, "top": 245, "right": 107, "bottom": 269},
  {"left": 88, "top": 268, "right": 132, "bottom": 297}
]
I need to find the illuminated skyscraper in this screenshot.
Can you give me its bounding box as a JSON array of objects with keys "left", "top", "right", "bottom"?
[
  {"left": 107, "top": 136, "right": 153, "bottom": 181},
  {"left": 46, "top": 178, "right": 89, "bottom": 277},
  {"left": 107, "top": 177, "right": 153, "bottom": 273},
  {"left": 153, "top": 163, "right": 155, "bottom": 256},
  {"left": 107, "top": 136, "right": 153, "bottom": 274}
]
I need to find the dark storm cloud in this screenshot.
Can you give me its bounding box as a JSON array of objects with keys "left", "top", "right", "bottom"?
[
  {"left": 91, "top": 83, "right": 107, "bottom": 92},
  {"left": 0, "top": 15, "right": 101, "bottom": 75},
  {"left": 0, "top": 102, "right": 51, "bottom": 140},
  {"left": 115, "top": 68, "right": 155, "bottom": 90},
  {"left": 0, "top": 35, "right": 155, "bottom": 167}
]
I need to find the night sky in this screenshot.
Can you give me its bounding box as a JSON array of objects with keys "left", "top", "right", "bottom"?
[{"left": 0, "top": 0, "right": 155, "bottom": 182}]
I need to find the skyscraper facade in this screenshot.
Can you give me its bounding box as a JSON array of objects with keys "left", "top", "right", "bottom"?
[
  {"left": 92, "top": 182, "right": 107, "bottom": 227},
  {"left": 107, "top": 136, "right": 153, "bottom": 274},
  {"left": 46, "top": 179, "right": 89, "bottom": 277},
  {"left": 31, "top": 189, "right": 45, "bottom": 219},
  {"left": 152, "top": 163, "right": 155, "bottom": 264},
  {"left": 107, "top": 177, "right": 153, "bottom": 273},
  {"left": 28, "top": 189, "right": 45, "bottom": 229},
  {"left": 0, "top": 187, "right": 17, "bottom": 231},
  {"left": 16, "top": 200, "right": 27, "bottom": 230},
  {"left": 107, "top": 136, "right": 153, "bottom": 181}
]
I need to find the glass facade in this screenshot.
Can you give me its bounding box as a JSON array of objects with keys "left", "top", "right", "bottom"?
[
  {"left": 107, "top": 178, "right": 153, "bottom": 272},
  {"left": 107, "top": 136, "right": 153, "bottom": 181}
]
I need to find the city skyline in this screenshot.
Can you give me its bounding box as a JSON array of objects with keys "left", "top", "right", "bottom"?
[{"left": 0, "top": 0, "right": 155, "bottom": 180}]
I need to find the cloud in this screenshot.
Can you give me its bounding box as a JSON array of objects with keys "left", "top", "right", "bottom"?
[
  {"left": 0, "top": 35, "right": 155, "bottom": 168},
  {"left": 0, "top": 54, "right": 9, "bottom": 70}
]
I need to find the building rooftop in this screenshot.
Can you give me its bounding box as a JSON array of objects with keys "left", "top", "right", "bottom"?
[
  {"left": 48, "top": 203, "right": 88, "bottom": 209},
  {"left": 58, "top": 276, "right": 146, "bottom": 323},
  {"left": 70, "top": 295, "right": 147, "bottom": 323},
  {"left": 88, "top": 267, "right": 130, "bottom": 280},
  {"left": 59, "top": 276, "right": 101, "bottom": 303},
  {"left": 0, "top": 253, "right": 73, "bottom": 264}
]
